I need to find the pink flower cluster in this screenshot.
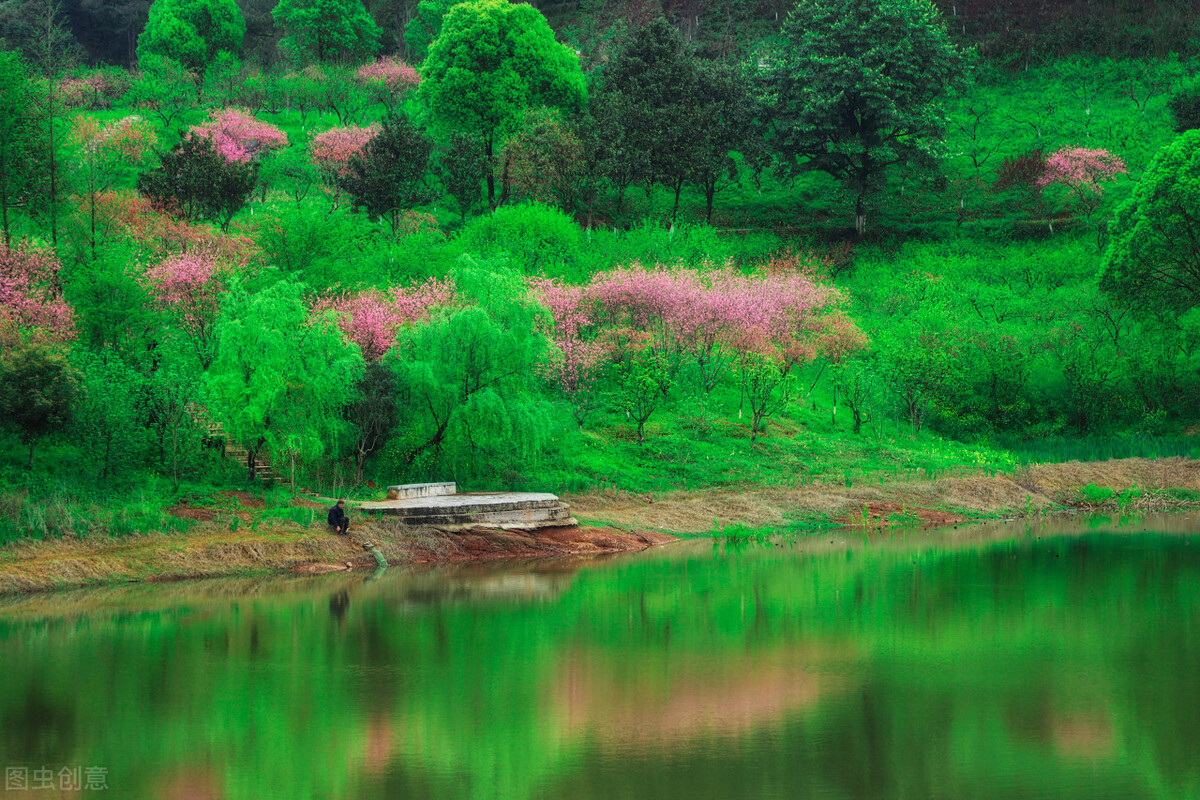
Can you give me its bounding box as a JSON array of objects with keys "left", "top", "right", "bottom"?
[
  {"left": 70, "top": 115, "right": 157, "bottom": 163},
  {"left": 312, "top": 278, "right": 456, "bottom": 360},
  {"left": 92, "top": 190, "right": 258, "bottom": 266},
  {"left": 1037, "top": 147, "right": 1127, "bottom": 195},
  {"left": 310, "top": 124, "right": 380, "bottom": 176},
  {"left": 191, "top": 108, "right": 290, "bottom": 163},
  {"left": 0, "top": 244, "right": 76, "bottom": 348},
  {"left": 355, "top": 58, "right": 421, "bottom": 97},
  {"left": 57, "top": 72, "right": 124, "bottom": 109},
  {"left": 531, "top": 263, "right": 864, "bottom": 393},
  {"left": 142, "top": 251, "right": 224, "bottom": 336}
]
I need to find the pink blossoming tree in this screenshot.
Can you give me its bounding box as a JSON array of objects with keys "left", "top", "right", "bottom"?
[
  {"left": 356, "top": 57, "right": 421, "bottom": 108},
  {"left": 0, "top": 244, "right": 76, "bottom": 349},
  {"left": 191, "top": 108, "right": 290, "bottom": 163},
  {"left": 528, "top": 277, "right": 608, "bottom": 429},
  {"left": 532, "top": 263, "right": 863, "bottom": 441},
  {"left": 1037, "top": 146, "right": 1128, "bottom": 226},
  {"left": 312, "top": 278, "right": 455, "bottom": 361},
  {"left": 142, "top": 250, "right": 226, "bottom": 367},
  {"left": 309, "top": 124, "right": 379, "bottom": 206}
]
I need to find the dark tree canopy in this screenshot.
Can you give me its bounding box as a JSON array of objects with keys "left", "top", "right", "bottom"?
[
  {"left": 137, "top": 134, "right": 258, "bottom": 229},
  {"left": 761, "top": 0, "right": 970, "bottom": 234},
  {"left": 339, "top": 112, "right": 434, "bottom": 233},
  {"left": 1169, "top": 75, "right": 1200, "bottom": 133},
  {"left": 438, "top": 131, "right": 487, "bottom": 222},
  {"left": 0, "top": 344, "right": 80, "bottom": 469},
  {"left": 137, "top": 0, "right": 245, "bottom": 72},
  {"left": 593, "top": 17, "right": 755, "bottom": 221},
  {"left": 272, "top": 0, "right": 381, "bottom": 63}
]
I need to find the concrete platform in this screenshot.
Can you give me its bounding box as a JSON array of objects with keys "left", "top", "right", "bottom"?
[{"left": 358, "top": 492, "right": 576, "bottom": 531}]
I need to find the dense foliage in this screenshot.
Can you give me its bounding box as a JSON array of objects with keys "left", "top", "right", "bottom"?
[
  {"left": 1, "top": 0, "right": 1199, "bottom": 537},
  {"left": 136, "top": 0, "right": 245, "bottom": 72}
]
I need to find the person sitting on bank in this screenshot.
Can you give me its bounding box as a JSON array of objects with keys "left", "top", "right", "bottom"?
[{"left": 327, "top": 499, "right": 350, "bottom": 535}]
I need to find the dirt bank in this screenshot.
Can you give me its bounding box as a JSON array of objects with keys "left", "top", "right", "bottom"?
[
  {"left": 567, "top": 457, "right": 1200, "bottom": 533},
  {"left": 0, "top": 522, "right": 675, "bottom": 596}
]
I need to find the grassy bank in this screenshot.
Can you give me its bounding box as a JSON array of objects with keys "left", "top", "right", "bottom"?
[{"left": 569, "top": 457, "right": 1200, "bottom": 533}]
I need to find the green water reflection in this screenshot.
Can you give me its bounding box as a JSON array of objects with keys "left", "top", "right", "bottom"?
[{"left": 2, "top": 516, "right": 1200, "bottom": 800}]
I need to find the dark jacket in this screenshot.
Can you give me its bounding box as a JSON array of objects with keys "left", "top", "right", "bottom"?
[{"left": 328, "top": 504, "right": 348, "bottom": 526}]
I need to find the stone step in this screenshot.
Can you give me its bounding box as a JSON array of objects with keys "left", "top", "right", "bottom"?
[
  {"left": 376, "top": 496, "right": 563, "bottom": 517},
  {"left": 387, "top": 481, "right": 456, "bottom": 500},
  {"left": 358, "top": 492, "right": 576, "bottom": 531},
  {"left": 388, "top": 504, "right": 574, "bottom": 528}
]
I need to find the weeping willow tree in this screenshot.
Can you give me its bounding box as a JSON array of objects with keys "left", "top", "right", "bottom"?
[
  {"left": 387, "top": 259, "right": 551, "bottom": 486},
  {"left": 205, "top": 280, "right": 363, "bottom": 483}
]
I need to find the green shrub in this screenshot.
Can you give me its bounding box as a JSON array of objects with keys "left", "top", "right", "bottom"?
[
  {"left": 1169, "top": 75, "right": 1200, "bottom": 133},
  {"left": 458, "top": 202, "right": 581, "bottom": 278},
  {"left": 1080, "top": 484, "right": 1116, "bottom": 503}
]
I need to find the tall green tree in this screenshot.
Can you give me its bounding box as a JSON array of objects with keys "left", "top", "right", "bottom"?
[
  {"left": 419, "top": 0, "right": 586, "bottom": 208},
  {"left": 589, "top": 20, "right": 689, "bottom": 210},
  {"left": 1100, "top": 130, "right": 1200, "bottom": 313},
  {"left": 0, "top": 49, "right": 47, "bottom": 246},
  {"left": 402, "top": 0, "right": 460, "bottom": 62},
  {"left": 593, "top": 18, "right": 754, "bottom": 221},
  {"left": 204, "top": 281, "right": 363, "bottom": 483},
  {"left": 0, "top": 343, "right": 80, "bottom": 469},
  {"left": 387, "top": 260, "right": 549, "bottom": 483},
  {"left": 136, "top": 0, "right": 245, "bottom": 72},
  {"left": 760, "top": 0, "right": 969, "bottom": 235},
  {"left": 272, "top": 0, "right": 381, "bottom": 63},
  {"left": 28, "top": 0, "right": 75, "bottom": 247},
  {"left": 690, "top": 59, "right": 758, "bottom": 224}
]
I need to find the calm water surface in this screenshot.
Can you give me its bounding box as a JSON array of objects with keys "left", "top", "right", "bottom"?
[{"left": 2, "top": 515, "right": 1200, "bottom": 800}]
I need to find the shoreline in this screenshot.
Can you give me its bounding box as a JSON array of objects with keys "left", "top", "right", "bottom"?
[{"left": 2, "top": 457, "right": 1199, "bottom": 597}]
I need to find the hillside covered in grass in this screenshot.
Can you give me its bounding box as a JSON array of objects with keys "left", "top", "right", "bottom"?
[{"left": 2, "top": 0, "right": 1200, "bottom": 541}]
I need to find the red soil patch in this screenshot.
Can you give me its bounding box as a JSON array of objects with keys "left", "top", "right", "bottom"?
[
  {"left": 166, "top": 502, "right": 216, "bottom": 523},
  {"left": 290, "top": 497, "right": 327, "bottom": 509},
  {"left": 406, "top": 525, "right": 674, "bottom": 564},
  {"left": 217, "top": 490, "right": 264, "bottom": 509},
  {"left": 835, "top": 501, "right": 968, "bottom": 528}
]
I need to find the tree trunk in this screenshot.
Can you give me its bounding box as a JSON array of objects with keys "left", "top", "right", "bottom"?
[
  {"left": 496, "top": 152, "right": 511, "bottom": 209},
  {"left": 89, "top": 190, "right": 97, "bottom": 260},
  {"left": 247, "top": 437, "right": 265, "bottom": 481},
  {"left": 485, "top": 136, "right": 495, "bottom": 208},
  {"left": 854, "top": 194, "right": 865, "bottom": 237},
  {"left": 671, "top": 178, "right": 684, "bottom": 221},
  {"left": 27, "top": 439, "right": 34, "bottom": 470},
  {"left": 1, "top": 179, "right": 9, "bottom": 247},
  {"left": 48, "top": 91, "right": 57, "bottom": 247}
]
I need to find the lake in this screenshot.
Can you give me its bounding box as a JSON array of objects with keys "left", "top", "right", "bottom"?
[{"left": 2, "top": 514, "right": 1199, "bottom": 799}]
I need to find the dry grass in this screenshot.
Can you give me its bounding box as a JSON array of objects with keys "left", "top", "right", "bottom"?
[{"left": 567, "top": 457, "right": 1200, "bottom": 533}]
